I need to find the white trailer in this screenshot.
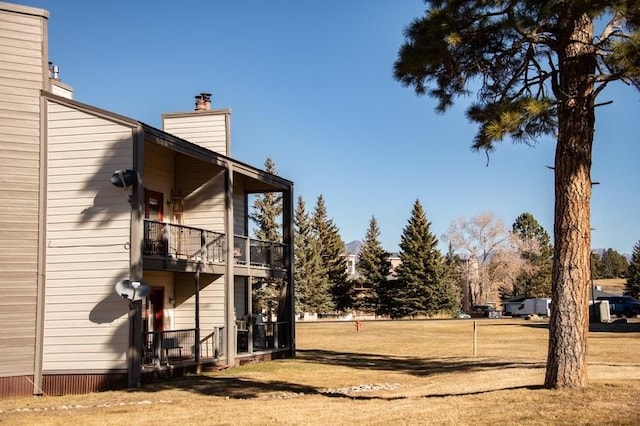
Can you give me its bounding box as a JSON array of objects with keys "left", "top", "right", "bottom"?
[{"left": 512, "top": 298, "right": 551, "bottom": 317}]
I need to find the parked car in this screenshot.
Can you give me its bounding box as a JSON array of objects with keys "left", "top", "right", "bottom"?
[
  {"left": 596, "top": 296, "right": 640, "bottom": 318},
  {"left": 469, "top": 305, "right": 501, "bottom": 318},
  {"left": 457, "top": 311, "right": 471, "bottom": 319}
]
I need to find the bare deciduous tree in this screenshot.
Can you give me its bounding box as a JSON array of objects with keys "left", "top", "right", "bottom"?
[{"left": 444, "top": 212, "right": 523, "bottom": 306}]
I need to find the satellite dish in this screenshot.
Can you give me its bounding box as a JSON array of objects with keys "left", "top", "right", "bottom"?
[
  {"left": 110, "top": 169, "right": 137, "bottom": 188},
  {"left": 115, "top": 279, "right": 150, "bottom": 302}
]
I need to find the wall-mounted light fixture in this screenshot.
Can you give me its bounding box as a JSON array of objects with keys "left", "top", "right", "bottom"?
[
  {"left": 169, "top": 189, "right": 184, "bottom": 213},
  {"left": 172, "top": 197, "right": 184, "bottom": 213}
]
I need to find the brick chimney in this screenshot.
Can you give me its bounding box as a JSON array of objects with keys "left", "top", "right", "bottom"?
[{"left": 194, "top": 92, "right": 212, "bottom": 111}]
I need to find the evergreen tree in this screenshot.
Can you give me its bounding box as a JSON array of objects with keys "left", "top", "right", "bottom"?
[
  {"left": 356, "top": 216, "right": 391, "bottom": 314},
  {"left": 249, "top": 157, "right": 283, "bottom": 317},
  {"left": 393, "top": 200, "right": 454, "bottom": 318},
  {"left": 591, "top": 251, "right": 603, "bottom": 279},
  {"left": 511, "top": 213, "right": 553, "bottom": 298},
  {"left": 394, "top": 0, "right": 640, "bottom": 389},
  {"left": 312, "top": 194, "right": 351, "bottom": 313},
  {"left": 250, "top": 157, "right": 282, "bottom": 242},
  {"left": 294, "top": 196, "right": 333, "bottom": 315},
  {"left": 624, "top": 241, "right": 640, "bottom": 299},
  {"left": 443, "top": 243, "right": 464, "bottom": 313},
  {"left": 600, "top": 248, "right": 629, "bottom": 279}
]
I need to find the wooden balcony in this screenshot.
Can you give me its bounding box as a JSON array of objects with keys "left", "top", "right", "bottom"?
[
  {"left": 143, "top": 220, "right": 286, "bottom": 277},
  {"left": 141, "top": 322, "right": 291, "bottom": 370}
]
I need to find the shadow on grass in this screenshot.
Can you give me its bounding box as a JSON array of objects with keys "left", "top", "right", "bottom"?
[
  {"left": 490, "top": 318, "right": 640, "bottom": 333},
  {"left": 499, "top": 319, "right": 640, "bottom": 333},
  {"left": 323, "top": 384, "right": 545, "bottom": 401},
  {"left": 484, "top": 321, "right": 550, "bottom": 330},
  {"left": 588, "top": 321, "right": 640, "bottom": 333},
  {"left": 133, "top": 375, "right": 320, "bottom": 399},
  {"left": 128, "top": 351, "right": 544, "bottom": 400},
  {"left": 296, "top": 348, "right": 544, "bottom": 378},
  {"left": 131, "top": 372, "right": 545, "bottom": 402}
]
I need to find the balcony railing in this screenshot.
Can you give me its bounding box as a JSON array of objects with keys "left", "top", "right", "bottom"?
[
  {"left": 142, "top": 328, "right": 196, "bottom": 366},
  {"left": 236, "top": 321, "right": 290, "bottom": 353},
  {"left": 233, "top": 235, "right": 285, "bottom": 269},
  {"left": 144, "top": 220, "right": 285, "bottom": 269},
  {"left": 142, "top": 323, "right": 290, "bottom": 367},
  {"left": 142, "top": 327, "right": 225, "bottom": 366}
]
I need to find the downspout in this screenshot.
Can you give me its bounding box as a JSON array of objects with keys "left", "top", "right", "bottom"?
[
  {"left": 225, "top": 163, "right": 235, "bottom": 366},
  {"left": 128, "top": 126, "right": 145, "bottom": 388}
]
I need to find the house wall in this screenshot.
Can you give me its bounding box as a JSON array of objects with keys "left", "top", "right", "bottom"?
[
  {"left": 142, "top": 270, "right": 175, "bottom": 330},
  {"left": 50, "top": 80, "right": 73, "bottom": 99},
  {"left": 173, "top": 273, "right": 225, "bottom": 332},
  {"left": 143, "top": 141, "right": 175, "bottom": 220},
  {"left": 162, "top": 110, "right": 230, "bottom": 156},
  {"left": 45, "top": 100, "right": 134, "bottom": 371},
  {"left": 175, "top": 155, "right": 226, "bottom": 232},
  {"left": 0, "top": 3, "right": 47, "bottom": 379}
]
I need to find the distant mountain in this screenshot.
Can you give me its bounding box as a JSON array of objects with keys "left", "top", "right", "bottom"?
[{"left": 345, "top": 240, "right": 362, "bottom": 256}]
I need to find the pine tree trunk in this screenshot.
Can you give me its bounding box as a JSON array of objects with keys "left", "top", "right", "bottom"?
[{"left": 545, "top": 14, "right": 595, "bottom": 389}]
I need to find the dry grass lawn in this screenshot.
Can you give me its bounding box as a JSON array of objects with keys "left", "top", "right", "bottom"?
[
  {"left": 594, "top": 278, "right": 627, "bottom": 295},
  {"left": 2, "top": 319, "right": 639, "bottom": 425}
]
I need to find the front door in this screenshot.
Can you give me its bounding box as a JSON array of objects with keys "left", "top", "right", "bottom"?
[
  {"left": 144, "top": 287, "right": 165, "bottom": 365},
  {"left": 145, "top": 189, "right": 164, "bottom": 221},
  {"left": 144, "top": 190, "right": 165, "bottom": 255},
  {"left": 148, "top": 287, "right": 165, "bottom": 332}
]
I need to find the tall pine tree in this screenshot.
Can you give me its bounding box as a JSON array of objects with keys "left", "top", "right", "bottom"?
[
  {"left": 356, "top": 216, "right": 391, "bottom": 314},
  {"left": 624, "top": 241, "right": 640, "bottom": 300},
  {"left": 511, "top": 213, "right": 553, "bottom": 298},
  {"left": 394, "top": 0, "right": 640, "bottom": 390},
  {"left": 250, "top": 157, "right": 282, "bottom": 242},
  {"left": 249, "top": 157, "right": 283, "bottom": 317},
  {"left": 294, "top": 196, "right": 333, "bottom": 315},
  {"left": 393, "top": 200, "right": 454, "bottom": 318},
  {"left": 600, "top": 249, "right": 629, "bottom": 279},
  {"left": 443, "top": 243, "right": 464, "bottom": 313},
  {"left": 312, "top": 195, "right": 351, "bottom": 313}
]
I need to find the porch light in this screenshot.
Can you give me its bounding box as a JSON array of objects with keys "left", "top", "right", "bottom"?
[
  {"left": 172, "top": 197, "right": 184, "bottom": 213},
  {"left": 170, "top": 189, "right": 183, "bottom": 212}
]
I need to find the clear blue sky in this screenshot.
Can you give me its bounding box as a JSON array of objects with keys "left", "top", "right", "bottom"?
[{"left": 17, "top": 0, "right": 640, "bottom": 254}]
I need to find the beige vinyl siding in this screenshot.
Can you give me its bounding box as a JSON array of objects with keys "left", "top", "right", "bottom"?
[
  {"left": 143, "top": 142, "right": 175, "bottom": 216},
  {"left": 0, "top": 7, "right": 45, "bottom": 376},
  {"left": 176, "top": 156, "right": 225, "bottom": 233},
  {"left": 173, "top": 273, "right": 225, "bottom": 332},
  {"left": 45, "top": 100, "right": 134, "bottom": 372},
  {"left": 163, "top": 111, "right": 229, "bottom": 155},
  {"left": 142, "top": 271, "right": 174, "bottom": 330},
  {"left": 49, "top": 80, "right": 73, "bottom": 99}
]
